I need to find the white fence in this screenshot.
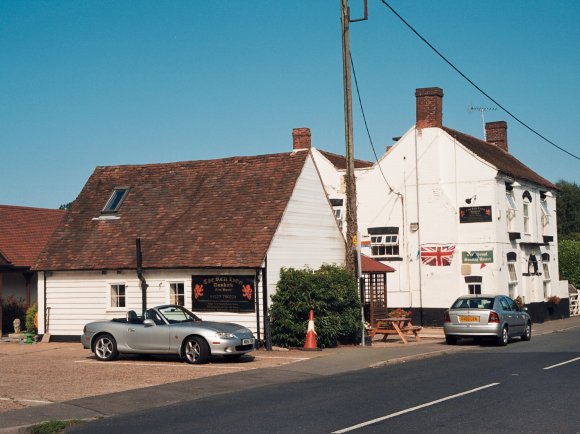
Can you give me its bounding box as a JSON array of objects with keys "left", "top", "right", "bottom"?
[{"left": 569, "top": 293, "right": 579, "bottom": 317}]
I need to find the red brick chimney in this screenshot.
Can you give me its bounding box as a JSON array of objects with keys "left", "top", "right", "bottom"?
[
  {"left": 292, "top": 128, "right": 311, "bottom": 150},
  {"left": 415, "top": 87, "right": 444, "bottom": 129},
  {"left": 485, "top": 121, "right": 508, "bottom": 152}
]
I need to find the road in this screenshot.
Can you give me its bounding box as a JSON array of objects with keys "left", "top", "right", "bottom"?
[{"left": 70, "top": 327, "right": 580, "bottom": 433}]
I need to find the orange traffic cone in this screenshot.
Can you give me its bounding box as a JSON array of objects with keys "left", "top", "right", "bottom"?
[{"left": 303, "top": 309, "right": 318, "bottom": 351}]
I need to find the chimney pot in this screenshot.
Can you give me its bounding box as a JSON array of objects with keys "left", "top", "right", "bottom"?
[
  {"left": 292, "top": 128, "right": 311, "bottom": 150},
  {"left": 415, "top": 87, "right": 443, "bottom": 129},
  {"left": 485, "top": 121, "right": 508, "bottom": 152}
]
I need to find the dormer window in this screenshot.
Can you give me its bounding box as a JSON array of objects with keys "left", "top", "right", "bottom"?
[{"left": 102, "top": 187, "right": 129, "bottom": 213}]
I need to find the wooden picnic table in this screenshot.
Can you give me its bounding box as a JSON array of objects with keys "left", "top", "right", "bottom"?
[{"left": 368, "top": 317, "right": 422, "bottom": 344}]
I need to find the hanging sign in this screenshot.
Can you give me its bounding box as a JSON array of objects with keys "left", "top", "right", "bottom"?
[
  {"left": 192, "top": 275, "right": 255, "bottom": 313},
  {"left": 459, "top": 206, "right": 492, "bottom": 223},
  {"left": 462, "top": 250, "right": 494, "bottom": 264}
]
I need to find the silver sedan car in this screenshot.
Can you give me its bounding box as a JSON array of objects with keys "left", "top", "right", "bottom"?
[
  {"left": 82, "top": 305, "right": 255, "bottom": 364},
  {"left": 443, "top": 295, "right": 532, "bottom": 346}
]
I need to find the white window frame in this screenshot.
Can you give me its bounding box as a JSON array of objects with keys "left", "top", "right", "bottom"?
[
  {"left": 468, "top": 284, "right": 481, "bottom": 295},
  {"left": 169, "top": 282, "right": 185, "bottom": 306},
  {"left": 540, "top": 200, "right": 550, "bottom": 230},
  {"left": 109, "top": 283, "right": 127, "bottom": 310},
  {"left": 370, "top": 234, "right": 399, "bottom": 257},
  {"left": 507, "top": 261, "right": 518, "bottom": 299},
  {"left": 523, "top": 201, "right": 530, "bottom": 234},
  {"left": 506, "top": 192, "right": 517, "bottom": 231},
  {"left": 542, "top": 263, "right": 551, "bottom": 281}
]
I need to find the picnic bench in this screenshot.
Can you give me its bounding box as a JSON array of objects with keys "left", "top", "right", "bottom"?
[{"left": 368, "top": 317, "right": 422, "bottom": 344}]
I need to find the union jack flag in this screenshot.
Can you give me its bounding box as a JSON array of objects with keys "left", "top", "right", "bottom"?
[{"left": 421, "top": 244, "right": 456, "bottom": 266}]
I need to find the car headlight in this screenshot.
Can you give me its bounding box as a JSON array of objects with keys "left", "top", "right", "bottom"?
[{"left": 216, "top": 332, "right": 236, "bottom": 339}]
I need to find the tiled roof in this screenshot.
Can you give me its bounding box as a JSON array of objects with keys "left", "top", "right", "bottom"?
[
  {"left": 0, "top": 205, "right": 65, "bottom": 268},
  {"left": 442, "top": 127, "right": 558, "bottom": 190},
  {"left": 318, "top": 150, "right": 374, "bottom": 169},
  {"left": 35, "top": 152, "right": 309, "bottom": 271},
  {"left": 361, "top": 254, "right": 395, "bottom": 273}
]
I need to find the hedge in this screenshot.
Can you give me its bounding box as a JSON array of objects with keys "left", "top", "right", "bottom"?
[{"left": 269, "top": 264, "right": 362, "bottom": 348}]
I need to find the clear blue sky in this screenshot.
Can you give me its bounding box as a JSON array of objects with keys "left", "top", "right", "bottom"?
[{"left": 1, "top": 1, "right": 579, "bottom": 209}]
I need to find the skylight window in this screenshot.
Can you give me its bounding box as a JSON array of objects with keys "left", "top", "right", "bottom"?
[{"left": 102, "top": 187, "right": 129, "bottom": 213}]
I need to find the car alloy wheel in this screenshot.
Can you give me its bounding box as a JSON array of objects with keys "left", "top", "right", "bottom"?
[
  {"left": 498, "top": 326, "right": 509, "bottom": 346},
  {"left": 521, "top": 322, "right": 532, "bottom": 341},
  {"left": 184, "top": 336, "right": 210, "bottom": 364},
  {"left": 94, "top": 334, "right": 118, "bottom": 361}
]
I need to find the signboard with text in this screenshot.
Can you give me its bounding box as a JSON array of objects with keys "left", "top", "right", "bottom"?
[
  {"left": 192, "top": 275, "right": 255, "bottom": 313},
  {"left": 462, "top": 250, "right": 494, "bottom": 264},
  {"left": 459, "top": 206, "right": 492, "bottom": 223}
]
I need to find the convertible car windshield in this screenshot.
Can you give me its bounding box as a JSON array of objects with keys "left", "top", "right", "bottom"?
[{"left": 148, "top": 305, "right": 202, "bottom": 324}]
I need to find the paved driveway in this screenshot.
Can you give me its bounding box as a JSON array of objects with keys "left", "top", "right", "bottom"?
[{"left": 0, "top": 341, "right": 320, "bottom": 413}]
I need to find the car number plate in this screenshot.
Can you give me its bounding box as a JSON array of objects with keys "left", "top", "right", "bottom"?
[
  {"left": 459, "top": 315, "right": 479, "bottom": 322},
  {"left": 242, "top": 338, "right": 254, "bottom": 345}
]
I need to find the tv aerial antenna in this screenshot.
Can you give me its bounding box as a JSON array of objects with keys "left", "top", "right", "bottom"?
[{"left": 468, "top": 106, "right": 497, "bottom": 140}]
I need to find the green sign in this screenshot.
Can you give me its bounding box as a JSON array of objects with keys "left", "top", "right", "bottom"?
[{"left": 462, "top": 250, "right": 494, "bottom": 264}]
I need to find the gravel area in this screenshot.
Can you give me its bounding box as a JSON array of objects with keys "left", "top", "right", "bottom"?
[{"left": 0, "top": 341, "right": 320, "bottom": 413}]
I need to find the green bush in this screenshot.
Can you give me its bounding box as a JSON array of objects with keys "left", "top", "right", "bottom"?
[
  {"left": 559, "top": 239, "right": 580, "bottom": 288},
  {"left": 25, "top": 303, "right": 38, "bottom": 333},
  {"left": 1, "top": 295, "right": 26, "bottom": 333},
  {"left": 270, "top": 264, "right": 362, "bottom": 348}
]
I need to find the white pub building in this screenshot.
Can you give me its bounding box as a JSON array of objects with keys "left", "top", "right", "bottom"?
[{"left": 308, "top": 87, "right": 568, "bottom": 325}]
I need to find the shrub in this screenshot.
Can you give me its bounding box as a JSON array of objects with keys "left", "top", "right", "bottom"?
[
  {"left": 558, "top": 239, "right": 580, "bottom": 288},
  {"left": 269, "top": 265, "right": 362, "bottom": 348},
  {"left": 25, "top": 303, "right": 38, "bottom": 333},
  {"left": 1, "top": 295, "right": 26, "bottom": 334}
]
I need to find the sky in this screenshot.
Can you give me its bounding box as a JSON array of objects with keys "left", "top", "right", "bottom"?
[{"left": 1, "top": 0, "right": 579, "bottom": 209}]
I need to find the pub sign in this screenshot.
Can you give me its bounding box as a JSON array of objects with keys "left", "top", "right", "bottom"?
[
  {"left": 192, "top": 275, "right": 255, "bottom": 313},
  {"left": 462, "top": 250, "right": 494, "bottom": 264},
  {"left": 459, "top": 206, "right": 492, "bottom": 223}
]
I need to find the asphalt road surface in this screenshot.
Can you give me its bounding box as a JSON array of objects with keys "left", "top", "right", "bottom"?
[{"left": 70, "top": 327, "right": 580, "bottom": 433}]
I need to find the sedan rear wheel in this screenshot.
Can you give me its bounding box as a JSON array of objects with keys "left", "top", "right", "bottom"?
[
  {"left": 497, "top": 326, "right": 509, "bottom": 346},
  {"left": 184, "top": 336, "right": 210, "bottom": 364},
  {"left": 94, "top": 334, "right": 119, "bottom": 361},
  {"left": 445, "top": 335, "right": 458, "bottom": 345},
  {"left": 521, "top": 322, "right": 532, "bottom": 341}
]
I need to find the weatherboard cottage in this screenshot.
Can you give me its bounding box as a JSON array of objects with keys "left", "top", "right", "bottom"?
[{"left": 34, "top": 150, "right": 346, "bottom": 340}]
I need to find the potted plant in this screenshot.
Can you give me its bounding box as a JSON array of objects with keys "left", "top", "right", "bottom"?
[
  {"left": 546, "top": 295, "right": 561, "bottom": 305},
  {"left": 387, "top": 308, "right": 412, "bottom": 319},
  {"left": 23, "top": 303, "right": 38, "bottom": 344}
]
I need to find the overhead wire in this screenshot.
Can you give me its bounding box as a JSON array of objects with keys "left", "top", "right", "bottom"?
[
  {"left": 350, "top": 55, "right": 395, "bottom": 193},
  {"left": 378, "top": 0, "right": 579, "bottom": 161}
]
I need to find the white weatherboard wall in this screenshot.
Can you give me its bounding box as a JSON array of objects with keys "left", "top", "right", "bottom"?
[
  {"left": 265, "top": 152, "right": 346, "bottom": 306},
  {"left": 38, "top": 268, "right": 259, "bottom": 336}
]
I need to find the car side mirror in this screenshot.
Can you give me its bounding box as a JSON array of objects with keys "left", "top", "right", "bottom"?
[{"left": 143, "top": 319, "right": 156, "bottom": 327}]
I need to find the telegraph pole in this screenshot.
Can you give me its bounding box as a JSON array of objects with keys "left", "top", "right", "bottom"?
[{"left": 340, "top": 0, "right": 366, "bottom": 275}]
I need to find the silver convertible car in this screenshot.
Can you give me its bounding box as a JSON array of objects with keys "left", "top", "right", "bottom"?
[
  {"left": 443, "top": 294, "right": 532, "bottom": 346},
  {"left": 81, "top": 305, "right": 255, "bottom": 364}
]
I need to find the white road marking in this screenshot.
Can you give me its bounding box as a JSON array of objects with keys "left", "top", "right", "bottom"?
[
  {"left": 332, "top": 383, "right": 501, "bottom": 433},
  {"left": 253, "top": 355, "right": 310, "bottom": 360},
  {"left": 0, "top": 397, "right": 52, "bottom": 404},
  {"left": 543, "top": 356, "right": 580, "bottom": 370}
]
